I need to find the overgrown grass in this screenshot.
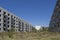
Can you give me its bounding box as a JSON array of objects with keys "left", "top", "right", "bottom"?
[{"left": 0, "top": 31, "right": 60, "bottom": 40}]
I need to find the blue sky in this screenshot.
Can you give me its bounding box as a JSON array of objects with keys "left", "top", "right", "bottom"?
[{"left": 0, "top": 0, "right": 57, "bottom": 26}]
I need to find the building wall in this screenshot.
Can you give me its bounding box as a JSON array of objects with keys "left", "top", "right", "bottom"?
[
  {"left": 0, "top": 7, "right": 32, "bottom": 32},
  {"left": 49, "top": 0, "right": 60, "bottom": 32}
]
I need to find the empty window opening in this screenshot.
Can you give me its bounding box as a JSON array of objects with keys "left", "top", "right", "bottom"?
[
  {"left": 0, "top": 19, "right": 1, "bottom": 21},
  {"left": 4, "top": 20, "right": 6, "bottom": 22},
  {"left": 7, "top": 25, "right": 9, "bottom": 28},
  {"left": 0, "top": 10, "right": 1, "bottom": 12},
  {"left": 0, "top": 24, "right": 1, "bottom": 26},
  {"left": 7, "top": 21, "right": 9, "bottom": 24},
  {"left": 3, "top": 28, "right": 6, "bottom": 31},
  {"left": 0, "top": 28, "right": 1, "bottom": 30},
  {"left": 14, "top": 17, "right": 15, "bottom": 18},
  {"left": 4, "top": 16, "right": 6, "bottom": 18},
  {"left": 3, "top": 11, "right": 6, "bottom": 15},
  {"left": 11, "top": 15, "right": 13, "bottom": 17},
  {"left": 8, "top": 13, "right": 10, "bottom": 16},
  {"left": 0, "top": 14, "right": 1, "bottom": 17},
  {"left": 14, "top": 23, "right": 15, "bottom": 25},
  {"left": 3, "top": 24, "right": 6, "bottom": 26},
  {"left": 8, "top": 18, "right": 10, "bottom": 20},
  {"left": 14, "top": 20, "right": 15, "bottom": 22}
]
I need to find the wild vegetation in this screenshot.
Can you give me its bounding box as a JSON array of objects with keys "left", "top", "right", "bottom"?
[{"left": 0, "top": 27, "right": 60, "bottom": 40}]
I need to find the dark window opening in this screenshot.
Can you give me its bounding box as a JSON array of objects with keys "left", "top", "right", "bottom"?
[
  {"left": 14, "top": 17, "right": 15, "bottom": 18},
  {"left": 8, "top": 14, "right": 10, "bottom": 16},
  {"left": 0, "top": 10, "right": 1, "bottom": 12},
  {"left": 4, "top": 20, "right": 6, "bottom": 22},
  {"left": 3, "top": 24, "right": 6, "bottom": 26},
  {"left": 0, "top": 28, "right": 1, "bottom": 30},
  {"left": 7, "top": 30, "right": 9, "bottom": 31},
  {"left": 3, "top": 11, "right": 6, "bottom": 14},
  {"left": 4, "top": 16, "right": 6, "bottom": 18},
  {"left": 11, "top": 18, "right": 13, "bottom": 20},
  {"left": 0, "top": 19, "right": 1, "bottom": 21},
  {"left": 7, "top": 25, "right": 9, "bottom": 28},
  {"left": 11, "top": 25, "right": 13, "bottom": 27},
  {"left": 0, "top": 14, "right": 1, "bottom": 17},
  {"left": 3, "top": 28, "right": 6, "bottom": 31},
  {"left": 0, "top": 24, "right": 1, "bottom": 26},
  {"left": 7, "top": 21, "right": 9, "bottom": 24},
  {"left": 14, "top": 20, "right": 15, "bottom": 22},
  {"left": 11, "top": 15, "right": 13, "bottom": 17},
  {"left": 11, "top": 22, "right": 13, "bottom": 24},
  {"left": 8, "top": 18, "right": 10, "bottom": 20},
  {"left": 14, "top": 23, "right": 15, "bottom": 25}
]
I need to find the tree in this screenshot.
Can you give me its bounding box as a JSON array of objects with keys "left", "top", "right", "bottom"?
[{"left": 32, "top": 27, "right": 37, "bottom": 32}]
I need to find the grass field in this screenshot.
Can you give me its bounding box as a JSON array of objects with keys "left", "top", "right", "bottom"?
[{"left": 0, "top": 31, "right": 60, "bottom": 40}]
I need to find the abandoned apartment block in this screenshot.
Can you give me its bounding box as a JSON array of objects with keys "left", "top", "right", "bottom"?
[
  {"left": 49, "top": 0, "right": 60, "bottom": 32},
  {"left": 0, "top": 7, "right": 32, "bottom": 32}
]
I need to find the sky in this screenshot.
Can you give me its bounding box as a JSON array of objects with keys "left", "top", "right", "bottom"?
[{"left": 0, "top": 0, "right": 57, "bottom": 26}]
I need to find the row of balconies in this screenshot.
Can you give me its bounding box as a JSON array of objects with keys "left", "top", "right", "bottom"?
[{"left": 0, "top": 8, "right": 32, "bottom": 32}]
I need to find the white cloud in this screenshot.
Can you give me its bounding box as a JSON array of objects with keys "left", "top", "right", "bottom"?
[{"left": 35, "top": 26, "right": 42, "bottom": 30}]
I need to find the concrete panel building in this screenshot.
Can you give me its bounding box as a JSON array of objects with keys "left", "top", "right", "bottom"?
[
  {"left": 0, "top": 7, "right": 32, "bottom": 32},
  {"left": 49, "top": 0, "right": 60, "bottom": 32}
]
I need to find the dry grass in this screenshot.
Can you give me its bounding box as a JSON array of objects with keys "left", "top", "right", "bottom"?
[{"left": 0, "top": 32, "right": 60, "bottom": 40}]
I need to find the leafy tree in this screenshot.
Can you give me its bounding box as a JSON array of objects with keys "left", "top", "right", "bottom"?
[{"left": 32, "top": 27, "right": 37, "bottom": 32}]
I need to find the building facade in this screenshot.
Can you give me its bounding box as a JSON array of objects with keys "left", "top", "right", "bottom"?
[
  {"left": 0, "top": 7, "right": 32, "bottom": 32},
  {"left": 49, "top": 0, "right": 60, "bottom": 32}
]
